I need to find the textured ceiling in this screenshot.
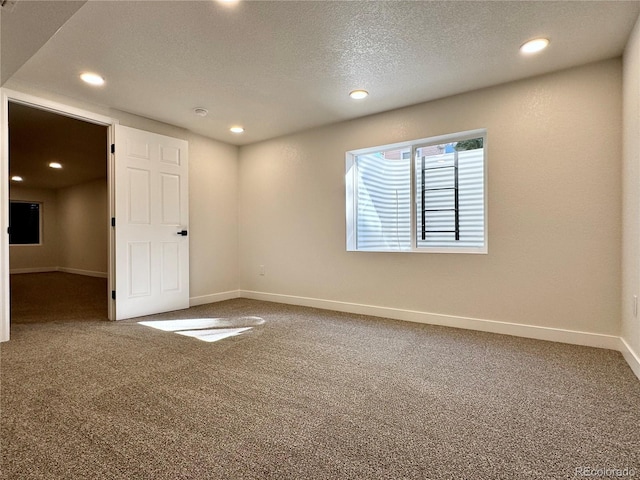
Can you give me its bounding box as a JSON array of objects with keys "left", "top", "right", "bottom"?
[
  {"left": 4, "top": 1, "right": 640, "bottom": 145},
  {"left": 0, "top": 0, "right": 86, "bottom": 85}
]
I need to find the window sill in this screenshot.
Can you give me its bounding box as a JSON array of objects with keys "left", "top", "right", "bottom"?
[{"left": 347, "top": 246, "right": 487, "bottom": 254}]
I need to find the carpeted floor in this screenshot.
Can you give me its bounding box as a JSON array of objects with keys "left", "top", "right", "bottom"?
[
  {"left": 1, "top": 298, "right": 639, "bottom": 479},
  {"left": 10, "top": 272, "right": 108, "bottom": 323}
]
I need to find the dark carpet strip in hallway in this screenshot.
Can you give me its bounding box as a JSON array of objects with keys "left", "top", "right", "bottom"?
[{"left": 10, "top": 272, "right": 107, "bottom": 324}]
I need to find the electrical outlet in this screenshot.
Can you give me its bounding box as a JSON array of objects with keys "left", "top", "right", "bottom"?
[
  {"left": 259, "top": 265, "right": 265, "bottom": 276},
  {"left": 634, "top": 295, "right": 638, "bottom": 318}
]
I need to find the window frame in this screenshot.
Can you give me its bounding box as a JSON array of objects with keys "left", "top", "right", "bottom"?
[
  {"left": 9, "top": 200, "right": 43, "bottom": 246},
  {"left": 346, "top": 128, "right": 487, "bottom": 254}
]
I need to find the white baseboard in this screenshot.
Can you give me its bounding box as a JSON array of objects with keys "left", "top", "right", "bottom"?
[
  {"left": 58, "top": 267, "right": 108, "bottom": 278},
  {"left": 10, "top": 267, "right": 58, "bottom": 274},
  {"left": 190, "top": 290, "right": 240, "bottom": 307},
  {"left": 240, "top": 290, "right": 622, "bottom": 351},
  {"left": 9, "top": 266, "right": 107, "bottom": 278},
  {"left": 619, "top": 337, "right": 640, "bottom": 381}
]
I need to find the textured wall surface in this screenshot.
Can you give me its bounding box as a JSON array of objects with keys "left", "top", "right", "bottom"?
[
  {"left": 57, "top": 179, "right": 108, "bottom": 274},
  {"left": 239, "top": 59, "right": 622, "bottom": 335},
  {"left": 622, "top": 16, "right": 640, "bottom": 360}
]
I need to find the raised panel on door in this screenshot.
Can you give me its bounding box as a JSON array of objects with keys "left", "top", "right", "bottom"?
[
  {"left": 127, "top": 138, "right": 150, "bottom": 160},
  {"left": 128, "top": 242, "right": 151, "bottom": 297},
  {"left": 160, "top": 173, "right": 180, "bottom": 225},
  {"left": 128, "top": 168, "right": 151, "bottom": 224},
  {"left": 161, "top": 242, "right": 180, "bottom": 292},
  {"left": 160, "top": 145, "right": 181, "bottom": 165}
]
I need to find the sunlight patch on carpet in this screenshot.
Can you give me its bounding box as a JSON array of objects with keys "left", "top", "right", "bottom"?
[
  {"left": 138, "top": 317, "right": 264, "bottom": 343},
  {"left": 175, "top": 327, "right": 252, "bottom": 342},
  {"left": 140, "top": 318, "right": 224, "bottom": 332}
]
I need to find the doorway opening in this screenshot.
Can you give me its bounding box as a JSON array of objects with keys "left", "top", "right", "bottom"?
[{"left": 8, "top": 101, "right": 110, "bottom": 324}]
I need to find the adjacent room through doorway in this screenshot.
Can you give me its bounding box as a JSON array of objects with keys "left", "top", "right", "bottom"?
[{"left": 8, "top": 102, "right": 109, "bottom": 324}]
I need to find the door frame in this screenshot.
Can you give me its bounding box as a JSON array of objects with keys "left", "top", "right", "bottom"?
[{"left": 0, "top": 88, "right": 117, "bottom": 341}]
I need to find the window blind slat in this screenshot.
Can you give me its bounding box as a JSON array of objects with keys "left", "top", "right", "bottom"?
[{"left": 356, "top": 147, "right": 484, "bottom": 250}]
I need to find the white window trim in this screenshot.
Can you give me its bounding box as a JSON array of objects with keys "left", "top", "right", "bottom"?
[{"left": 345, "top": 128, "right": 488, "bottom": 254}]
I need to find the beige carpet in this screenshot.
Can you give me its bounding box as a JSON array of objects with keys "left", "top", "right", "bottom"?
[
  {"left": 1, "top": 298, "right": 639, "bottom": 479},
  {"left": 10, "top": 272, "right": 108, "bottom": 323}
]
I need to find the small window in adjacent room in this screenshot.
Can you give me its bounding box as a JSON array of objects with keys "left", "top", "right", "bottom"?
[
  {"left": 9, "top": 201, "right": 42, "bottom": 245},
  {"left": 345, "top": 130, "right": 487, "bottom": 253}
]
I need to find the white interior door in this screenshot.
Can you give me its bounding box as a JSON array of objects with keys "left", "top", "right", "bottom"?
[{"left": 114, "top": 125, "right": 189, "bottom": 320}]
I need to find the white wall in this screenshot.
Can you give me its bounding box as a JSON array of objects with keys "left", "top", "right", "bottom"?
[
  {"left": 239, "top": 59, "right": 622, "bottom": 337},
  {"left": 57, "top": 178, "right": 108, "bottom": 275},
  {"left": 622, "top": 16, "right": 640, "bottom": 372},
  {"left": 9, "top": 186, "right": 59, "bottom": 271},
  {"left": 188, "top": 134, "right": 239, "bottom": 301}
]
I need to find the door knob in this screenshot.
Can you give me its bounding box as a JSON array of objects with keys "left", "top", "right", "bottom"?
[{"left": 177, "top": 230, "right": 188, "bottom": 236}]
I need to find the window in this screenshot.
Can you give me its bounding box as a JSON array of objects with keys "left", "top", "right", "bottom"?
[
  {"left": 346, "top": 129, "right": 486, "bottom": 253},
  {"left": 9, "top": 201, "right": 41, "bottom": 245}
]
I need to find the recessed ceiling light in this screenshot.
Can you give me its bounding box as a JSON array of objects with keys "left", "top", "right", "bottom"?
[
  {"left": 194, "top": 108, "right": 208, "bottom": 117},
  {"left": 230, "top": 126, "right": 244, "bottom": 133},
  {"left": 349, "top": 89, "right": 369, "bottom": 100},
  {"left": 80, "top": 72, "right": 105, "bottom": 86},
  {"left": 11, "top": 176, "right": 23, "bottom": 182},
  {"left": 520, "top": 38, "right": 550, "bottom": 54},
  {"left": 49, "top": 162, "right": 63, "bottom": 169}
]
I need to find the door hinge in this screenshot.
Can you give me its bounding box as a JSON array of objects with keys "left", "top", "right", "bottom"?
[
  {"left": 111, "top": 290, "right": 116, "bottom": 300},
  {"left": 111, "top": 144, "right": 115, "bottom": 154},
  {"left": 111, "top": 217, "right": 115, "bottom": 227}
]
